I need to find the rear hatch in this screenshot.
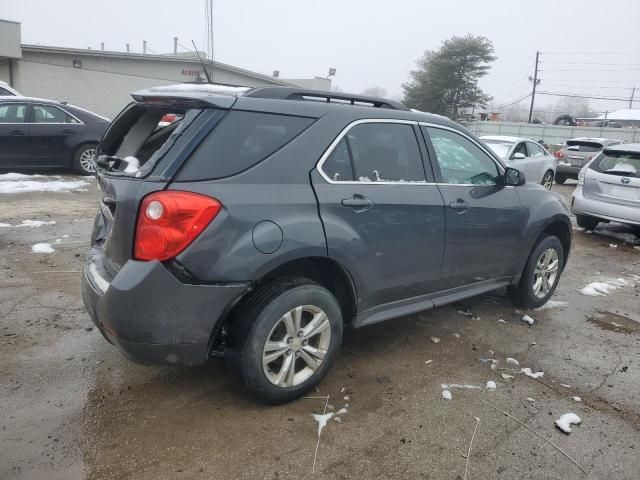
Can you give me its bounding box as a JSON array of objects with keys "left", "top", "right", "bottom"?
[
  {"left": 561, "top": 140, "right": 603, "bottom": 168},
  {"left": 583, "top": 148, "right": 640, "bottom": 207},
  {"left": 92, "top": 92, "right": 235, "bottom": 277}
]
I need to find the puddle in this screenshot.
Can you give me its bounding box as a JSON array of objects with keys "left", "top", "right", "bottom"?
[{"left": 587, "top": 311, "right": 640, "bottom": 334}]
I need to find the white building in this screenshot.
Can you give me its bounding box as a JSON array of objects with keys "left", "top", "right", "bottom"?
[{"left": 0, "top": 19, "right": 331, "bottom": 118}]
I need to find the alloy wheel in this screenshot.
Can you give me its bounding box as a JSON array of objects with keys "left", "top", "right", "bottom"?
[
  {"left": 262, "top": 305, "right": 331, "bottom": 387},
  {"left": 533, "top": 248, "right": 559, "bottom": 298},
  {"left": 79, "top": 148, "right": 97, "bottom": 174},
  {"left": 542, "top": 172, "right": 554, "bottom": 190}
]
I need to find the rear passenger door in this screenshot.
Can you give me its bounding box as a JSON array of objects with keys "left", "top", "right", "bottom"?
[
  {"left": 0, "top": 102, "right": 30, "bottom": 168},
  {"left": 422, "top": 125, "right": 523, "bottom": 288},
  {"left": 312, "top": 120, "right": 446, "bottom": 312}
]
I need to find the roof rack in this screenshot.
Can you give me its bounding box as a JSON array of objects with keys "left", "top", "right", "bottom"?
[{"left": 244, "top": 87, "right": 409, "bottom": 111}]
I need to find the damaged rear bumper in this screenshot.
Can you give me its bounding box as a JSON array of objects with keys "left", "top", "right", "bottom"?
[{"left": 81, "top": 248, "right": 249, "bottom": 366}]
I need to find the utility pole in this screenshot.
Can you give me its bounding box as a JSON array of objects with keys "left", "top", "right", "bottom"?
[
  {"left": 630, "top": 86, "right": 636, "bottom": 109},
  {"left": 528, "top": 51, "right": 540, "bottom": 123}
]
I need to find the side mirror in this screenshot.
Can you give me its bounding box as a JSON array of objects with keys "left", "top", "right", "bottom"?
[
  {"left": 504, "top": 167, "right": 526, "bottom": 186},
  {"left": 512, "top": 152, "right": 526, "bottom": 160}
]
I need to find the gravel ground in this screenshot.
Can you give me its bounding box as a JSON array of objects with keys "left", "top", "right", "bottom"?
[{"left": 1, "top": 177, "right": 639, "bottom": 480}]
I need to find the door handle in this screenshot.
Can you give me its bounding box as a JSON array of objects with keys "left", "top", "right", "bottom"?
[
  {"left": 341, "top": 194, "right": 373, "bottom": 212},
  {"left": 62, "top": 129, "right": 76, "bottom": 134},
  {"left": 448, "top": 199, "right": 470, "bottom": 214},
  {"left": 9, "top": 129, "right": 25, "bottom": 136}
]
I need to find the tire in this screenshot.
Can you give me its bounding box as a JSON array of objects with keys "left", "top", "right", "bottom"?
[
  {"left": 541, "top": 170, "right": 554, "bottom": 190},
  {"left": 73, "top": 143, "right": 98, "bottom": 175},
  {"left": 554, "top": 173, "right": 567, "bottom": 184},
  {"left": 509, "top": 235, "right": 564, "bottom": 309},
  {"left": 225, "top": 277, "right": 343, "bottom": 404},
  {"left": 576, "top": 214, "right": 599, "bottom": 231}
]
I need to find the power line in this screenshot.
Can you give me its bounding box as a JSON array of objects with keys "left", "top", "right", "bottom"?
[
  {"left": 541, "top": 82, "right": 635, "bottom": 91},
  {"left": 540, "top": 61, "right": 640, "bottom": 66},
  {"left": 540, "top": 51, "right": 640, "bottom": 55},
  {"left": 491, "top": 93, "right": 532, "bottom": 109},
  {"left": 537, "top": 91, "right": 631, "bottom": 102},
  {"left": 539, "top": 68, "right": 640, "bottom": 72}
]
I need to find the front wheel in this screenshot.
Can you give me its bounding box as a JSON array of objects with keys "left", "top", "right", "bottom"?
[
  {"left": 225, "top": 277, "right": 343, "bottom": 404},
  {"left": 541, "top": 170, "right": 554, "bottom": 190},
  {"left": 509, "top": 235, "right": 564, "bottom": 309},
  {"left": 73, "top": 144, "right": 97, "bottom": 175}
]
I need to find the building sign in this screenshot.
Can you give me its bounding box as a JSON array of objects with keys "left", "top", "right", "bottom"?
[{"left": 181, "top": 68, "right": 202, "bottom": 77}]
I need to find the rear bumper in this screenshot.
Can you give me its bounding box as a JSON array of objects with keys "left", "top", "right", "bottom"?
[
  {"left": 556, "top": 164, "right": 581, "bottom": 177},
  {"left": 81, "top": 248, "right": 249, "bottom": 366},
  {"left": 571, "top": 186, "right": 640, "bottom": 226}
]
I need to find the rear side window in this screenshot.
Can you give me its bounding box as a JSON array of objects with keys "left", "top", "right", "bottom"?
[
  {"left": 322, "top": 138, "right": 354, "bottom": 181},
  {"left": 179, "top": 111, "right": 314, "bottom": 180},
  {"left": 566, "top": 141, "right": 603, "bottom": 152},
  {"left": 590, "top": 150, "right": 640, "bottom": 178},
  {"left": 527, "top": 142, "right": 546, "bottom": 157},
  {"left": 0, "top": 103, "right": 26, "bottom": 123},
  {"left": 33, "top": 105, "right": 79, "bottom": 124}
]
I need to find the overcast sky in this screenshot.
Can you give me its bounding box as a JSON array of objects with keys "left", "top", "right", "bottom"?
[{"left": 2, "top": 0, "right": 639, "bottom": 114}]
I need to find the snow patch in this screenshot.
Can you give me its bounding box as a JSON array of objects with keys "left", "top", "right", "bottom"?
[
  {"left": 430, "top": 336, "right": 441, "bottom": 344},
  {"left": 32, "top": 243, "right": 54, "bottom": 254},
  {"left": 572, "top": 396, "right": 582, "bottom": 402},
  {"left": 122, "top": 156, "right": 140, "bottom": 174},
  {"left": 501, "top": 373, "right": 514, "bottom": 380},
  {"left": 442, "top": 390, "right": 452, "bottom": 400},
  {"left": 522, "top": 315, "right": 535, "bottom": 325},
  {"left": 555, "top": 413, "right": 581, "bottom": 434},
  {"left": 535, "top": 300, "right": 569, "bottom": 311},
  {"left": 579, "top": 278, "right": 630, "bottom": 297},
  {"left": 0, "top": 173, "right": 90, "bottom": 194},
  {"left": 506, "top": 358, "right": 520, "bottom": 366},
  {"left": 312, "top": 413, "right": 334, "bottom": 436},
  {"left": 441, "top": 383, "right": 483, "bottom": 391},
  {"left": 486, "top": 381, "right": 496, "bottom": 390}
]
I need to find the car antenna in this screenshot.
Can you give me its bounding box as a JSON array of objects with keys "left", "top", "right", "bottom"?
[{"left": 191, "top": 40, "right": 213, "bottom": 84}]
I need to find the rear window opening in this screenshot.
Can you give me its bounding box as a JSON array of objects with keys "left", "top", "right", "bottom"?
[
  {"left": 97, "top": 104, "right": 201, "bottom": 177},
  {"left": 590, "top": 150, "right": 640, "bottom": 178},
  {"left": 566, "top": 141, "right": 603, "bottom": 153}
]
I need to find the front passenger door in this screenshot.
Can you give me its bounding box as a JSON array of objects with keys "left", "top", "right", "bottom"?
[
  {"left": 30, "top": 104, "right": 83, "bottom": 166},
  {"left": 422, "top": 126, "right": 524, "bottom": 288}
]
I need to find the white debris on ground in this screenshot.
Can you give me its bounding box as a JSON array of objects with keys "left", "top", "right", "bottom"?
[
  {"left": 522, "top": 315, "right": 535, "bottom": 325},
  {"left": 452, "top": 333, "right": 460, "bottom": 338},
  {"left": 32, "top": 243, "right": 54, "bottom": 254},
  {"left": 526, "top": 397, "right": 535, "bottom": 403},
  {"left": 457, "top": 309, "right": 473, "bottom": 317},
  {"left": 442, "top": 390, "right": 452, "bottom": 400},
  {"left": 441, "top": 383, "right": 483, "bottom": 391},
  {"left": 560, "top": 383, "right": 571, "bottom": 388},
  {"left": 506, "top": 358, "right": 520, "bottom": 366},
  {"left": 555, "top": 413, "right": 582, "bottom": 434},
  {"left": 520, "top": 368, "right": 544, "bottom": 379},
  {"left": 0, "top": 173, "right": 90, "bottom": 194},
  {"left": 424, "top": 359, "right": 433, "bottom": 365},
  {"left": 535, "top": 300, "right": 569, "bottom": 311},
  {"left": 498, "top": 318, "right": 506, "bottom": 324},
  {"left": 572, "top": 396, "right": 582, "bottom": 402},
  {"left": 609, "top": 244, "right": 618, "bottom": 249},
  {"left": 579, "top": 278, "right": 630, "bottom": 296},
  {"left": 312, "top": 413, "right": 334, "bottom": 436},
  {"left": 501, "top": 373, "right": 514, "bottom": 380},
  {"left": 486, "top": 381, "right": 496, "bottom": 390},
  {"left": 430, "top": 337, "right": 441, "bottom": 343}
]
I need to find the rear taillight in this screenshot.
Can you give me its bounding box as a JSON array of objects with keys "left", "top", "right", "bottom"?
[
  {"left": 134, "top": 191, "right": 221, "bottom": 261},
  {"left": 554, "top": 150, "right": 564, "bottom": 158}
]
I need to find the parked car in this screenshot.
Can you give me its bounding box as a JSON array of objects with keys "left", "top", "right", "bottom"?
[
  {"left": 481, "top": 135, "right": 556, "bottom": 190},
  {"left": 81, "top": 85, "right": 572, "bottom": 403},
  {"left": 0, "top": 97, "right": 110, "bottom": 174},
  {"left": 554, "top": 137, "right": 623, "bottom": 184},
  {"left": 0, "top": 80, "right": 20, "bottom": 96},
  {"left": 571, "top": 143, "right": 640, "bottom": 231}
]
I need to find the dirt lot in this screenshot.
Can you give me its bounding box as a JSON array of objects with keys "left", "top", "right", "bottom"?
[{"left": 1, "top": 176, "right": 640, "bottom": 480}]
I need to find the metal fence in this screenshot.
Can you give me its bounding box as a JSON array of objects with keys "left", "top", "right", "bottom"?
[{"left": 466, "top": 121, "right": 639, "bottom": 148}]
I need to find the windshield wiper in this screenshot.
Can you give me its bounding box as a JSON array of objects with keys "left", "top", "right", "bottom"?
[{"left": 604, "top": 170, "right": 638, "bottom": 177}]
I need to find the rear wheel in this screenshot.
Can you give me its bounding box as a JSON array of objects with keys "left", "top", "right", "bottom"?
[
  {"left": 73, "top": 143, "right": 97, "bottom": 175},
  {"left": 576, "top": 214, "right": 599, "bottom": 231},
  {"left": 225, "top": 277, "right": 343, "bottom": 404},
  {"left": 541, "top": 170, "right": 554, "bottom": 190},
  {"left": 554, "top": 173, "right": 567, "bottom": 184},
  {"left": 509, "top": 235, "right": 564, "bottom": 309}
]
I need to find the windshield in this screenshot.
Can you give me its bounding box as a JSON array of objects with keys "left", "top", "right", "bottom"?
[
  {"left": 590, "top": 150, "right": 640, "bottom": 178},
  {"left": 482, "top": 140, "right": 513, "bottom": 159}
]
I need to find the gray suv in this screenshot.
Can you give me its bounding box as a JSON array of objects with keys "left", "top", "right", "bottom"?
[{"left": 81, "top": 86, "right": 572, "bottom": 403}]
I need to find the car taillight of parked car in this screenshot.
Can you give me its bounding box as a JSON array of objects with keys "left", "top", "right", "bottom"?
[
  {"left": 554, "top": 150, "right": 564, "bottom": 159},
  {"left": 134, "top": 191, "right": 222, "bottom": 261}
]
